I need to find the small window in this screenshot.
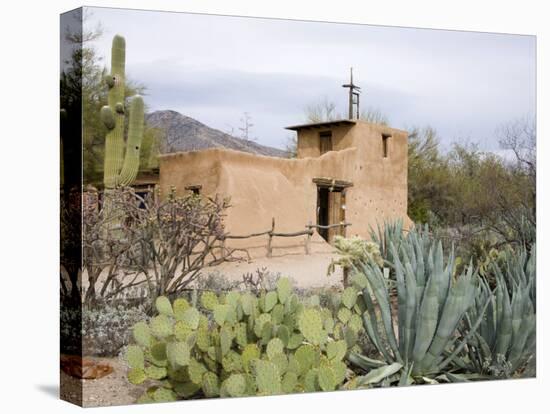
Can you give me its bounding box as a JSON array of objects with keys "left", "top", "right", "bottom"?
[
  {"left": 382, "top": 134, "right": 391, "bottom": 158},
  {"left": 185, "top": 185, "right": 202, "bottom": 195},
  {"left": 319, "top": 131, "right": 333, "bottom": 155},
  {"left": 136, "top": 191, "right": 148, "bottom": 209}
]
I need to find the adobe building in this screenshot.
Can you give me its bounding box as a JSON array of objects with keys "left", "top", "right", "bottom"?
[{"left": 159, "top": 117, "right": 412, "bottom": 257}]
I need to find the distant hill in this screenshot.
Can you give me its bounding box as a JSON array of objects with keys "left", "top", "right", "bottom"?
[{"left": 146, "top": 110, "right": 288, "bottom": 158}]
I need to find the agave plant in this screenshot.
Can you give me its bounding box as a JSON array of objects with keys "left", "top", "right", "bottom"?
[
  {"left": 368, "top": 220, "right": 407, "bottom": 264},
  {"left": 499, "top": 243, "right": 536, "bottom": 306},
  {"left": 460, "top": 249, "right": 536, "bottom": 378},
  {"left": 348, "top": 232, "right": 490, "bottom": 385}
]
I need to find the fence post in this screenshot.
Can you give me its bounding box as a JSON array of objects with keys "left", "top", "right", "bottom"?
[
  {"left": 221, "top": 237, "right": 226, "bottom": 259},
  {"left": 305, "top": 220, "right": 312, "bottom": 255},
  {"left": 267, "top": 217, "right": 275, "bottom": 258}
]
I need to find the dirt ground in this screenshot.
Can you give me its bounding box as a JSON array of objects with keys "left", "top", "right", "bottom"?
[
  {"left": 77, "top": 249, "right": 343, "bottom": 292},
  {"left": 60, "top": 357, "right": 145, "bottom": 407},
  {"left": 204, "top": 251, "right": 344, "bottom": 289}
]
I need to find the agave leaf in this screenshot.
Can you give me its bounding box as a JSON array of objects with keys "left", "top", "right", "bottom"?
[
  {"left": 392, "top": 243, "right": 407, "bottom": 355},
  {"left": 361, "top": 262, "right": 402, "bottom": 363},
  {"left": 509, "top": 289, "right": 525, "bottom": 355},
  {"left": 446, "top": 372, "right": 491, "bottom": 382},
  {"left": 398, "top": 363, "right": 414, "bottom": 386},
  {"left": 433, "top": 242, "right": 451, "bottom": 311},
  {"left": 421, "top": 376, "right": 439, "bottom": 385},
  {"left": 495, "top": 280, "right": 513, "bottom": 357},
  {"left": 421, "top": 273, "right": 475, "bottom": 372},
  {"left": 508, "top": 306, "right": 535, "bottom": 372},
  {"left": 402, "top": 260, "right": 418, "bottom": 364},
  {"left": 356, "top": 362, "right": 403, "bottom": 386},
  {"left": 437, "top": 295, "right": 491, "bottom": 371},
  {"left": 347, "top": 352, "right": 387, "bottom": 370},
  {"left": 474, "top": 331, "right": 493, "bottom": 363},
  {"left": 360, "top": 284, "right": 393, "bottom": 363},
  {"left": 445, "top": 372, "right": 469, "bottom": 382},
  {"left": 411, "top": 270, "right": 439, "bottom": 370}
]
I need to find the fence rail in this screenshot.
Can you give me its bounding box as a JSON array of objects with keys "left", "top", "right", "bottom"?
[
  {"left": 306, "top": 222, "right": 353, "bottom": 230},
  {"left": 220, "top": 218, "right": 352, "bottom": 257}
]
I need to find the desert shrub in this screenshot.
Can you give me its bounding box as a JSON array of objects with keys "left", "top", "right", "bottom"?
[
  {"left": 83, "top": 305, "right": 150, "bottom": 356},
  {"left": 125, "top": 278, "right": 362, "bottom": 402},
  {"left": 239, "top": 267, "right": 282, "bottom": 293},
  {"left": 194, "top": 267, "right": 282, "bottom": 296},
  {"left": 328, "top": 236, "right": 383, "bottom": 271},
  {"left": 61, "top": 303, "right": 150, "bottom": 357},
  {"left": 328, "top": 235, "right": 383, "bottom": 286},
  {"left": 81, "top": 187, "right": 230, "bottom": 307},
  {"left": 193, "top": 271, "right": 241, "bottom": 293},
  {"left": 60, "top": 305, "right": 83, "bottom": 355},
  {"left": 407, "top": 119, "right": 536, "bottom": 242}
]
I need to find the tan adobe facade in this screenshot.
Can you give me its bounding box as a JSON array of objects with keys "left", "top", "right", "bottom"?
[{"left": 159, "top": 120, "right": 411, "bottom": 257}]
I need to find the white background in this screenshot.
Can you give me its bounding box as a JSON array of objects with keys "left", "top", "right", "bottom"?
[{"left": 0, "top": 0, "right": 548, "bottom": 412}]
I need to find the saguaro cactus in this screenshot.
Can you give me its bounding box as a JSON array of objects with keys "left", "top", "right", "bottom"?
[{"left": 101, "top": 34, "right": 144, "bottom": 189}]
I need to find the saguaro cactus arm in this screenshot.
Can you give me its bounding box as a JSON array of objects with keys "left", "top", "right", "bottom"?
[{"left": 119, "top": 95, "right": 145, "bottom": 186}]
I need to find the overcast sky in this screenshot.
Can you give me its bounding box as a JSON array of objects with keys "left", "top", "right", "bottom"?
[{"left": 84, "top": 6, "right": 535, "bottom": 151}]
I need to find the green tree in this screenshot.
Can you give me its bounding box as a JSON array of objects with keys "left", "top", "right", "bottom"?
[
  {"left": 61, "top": 10, "right": 159, "bottom": 186},
  {"left": 304, "top": 97, "right": 388, "bottom": 125},
  {"left": 406, "top": 126, "right": 453, "bottom": 224}
]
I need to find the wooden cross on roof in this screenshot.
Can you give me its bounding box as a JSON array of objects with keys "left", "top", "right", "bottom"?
[{"left": 342, "top": 67, "right": 361, "bottom": 120}]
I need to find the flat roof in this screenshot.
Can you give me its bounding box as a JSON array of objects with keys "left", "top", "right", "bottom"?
[{"left": 285, "top": 119, "right": 356, "bottom": 131}]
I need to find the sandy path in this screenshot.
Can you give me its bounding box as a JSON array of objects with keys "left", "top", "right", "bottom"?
[
  {"left": 205, "top": 251, "right": 343, "bottom": 289},
  {"left": 77, "top": 250, "right": 344, "bottom": 293}
]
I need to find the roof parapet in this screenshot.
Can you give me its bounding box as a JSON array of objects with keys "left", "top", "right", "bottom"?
[{"left": 285, "top": 119, "right": 356, "bottom": 131}]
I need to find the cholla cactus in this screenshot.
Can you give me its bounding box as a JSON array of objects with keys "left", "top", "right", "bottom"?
[
  {"left": 327, "top": 236, "right": 384, "bottom": 283},
  {"left": 126, "top": 278, "right": 358, "bottom": 402},
  {"left": 102, "top": 34, "right": 144, "bottom": 189}
]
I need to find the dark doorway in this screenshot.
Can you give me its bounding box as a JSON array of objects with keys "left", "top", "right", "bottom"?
[
  {"left": 317, "top": 187, "right": 330, "bottom": 241},
  {"left": 316, "top": 186, "right": 346, "bottom": 243}
]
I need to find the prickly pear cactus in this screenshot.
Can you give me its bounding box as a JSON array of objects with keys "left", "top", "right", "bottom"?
[
  {"left": 322, "top": 285, "right": 365, "bottom": 350},
  {"left": 126, "top": 278, "right": 357, "bottom": 402},
  {"left": 102, "top": 34, "right": 144, "bottom": 189}
]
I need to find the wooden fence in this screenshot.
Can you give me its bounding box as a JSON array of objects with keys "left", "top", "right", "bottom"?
[{"left": 220, "top": 218, "right": 352, "bottom": 258}]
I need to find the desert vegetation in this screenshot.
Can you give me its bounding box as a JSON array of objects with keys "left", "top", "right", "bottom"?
[
  {"left": 60, "top": 20, "right": 536, "bottom": 406},
  {"left": 61, "top": 184, "right": 536, "bottom": 403},
  {"left": 117, "top": 220, "right": 535, "bottom": 402}
]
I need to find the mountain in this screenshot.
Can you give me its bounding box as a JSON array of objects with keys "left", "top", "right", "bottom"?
[{"left": 145, "top": 110, "right": 289, "bottom": 158}]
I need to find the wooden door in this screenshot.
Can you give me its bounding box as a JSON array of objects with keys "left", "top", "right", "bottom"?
[{"left": 327, "top": 190, "right": 345, "bottom": 243}]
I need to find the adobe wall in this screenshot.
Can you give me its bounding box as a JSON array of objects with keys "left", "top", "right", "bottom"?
[
  {"left": 342, "top": 122, "right": 411, "bottom": 235},
  {"left": 160, "top": 147, "right": 357, "bottom": 257},
  {"left": 297, "top": 124, "right": 355, "bottom": 157},
  {"left": 158, "top": 121, "right": 411, "bottom": 258}
]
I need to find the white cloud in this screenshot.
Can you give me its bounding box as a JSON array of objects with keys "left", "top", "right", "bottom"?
[{"left": 85, "top": 6, "right": 536, "bottom": 150}]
